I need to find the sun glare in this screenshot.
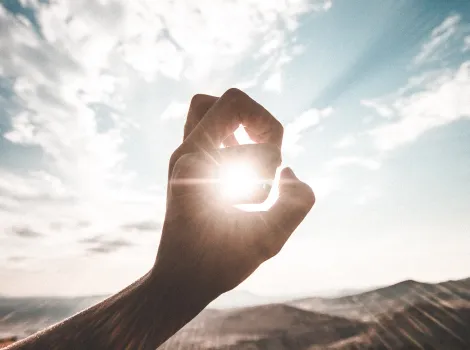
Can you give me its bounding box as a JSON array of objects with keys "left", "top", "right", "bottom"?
[
  {"left": 234, "top": 126, "right": 255, "bottom": 145},
  {"left": 217, "top": 125, "right": 280, "bottom": 209},
  {"left": 219, "top": 162, "right": 260, "bottom": 201}
]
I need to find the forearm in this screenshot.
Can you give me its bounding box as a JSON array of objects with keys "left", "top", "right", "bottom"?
[{"left": 6, "top": 269, "right": 214, "bottom": 350}]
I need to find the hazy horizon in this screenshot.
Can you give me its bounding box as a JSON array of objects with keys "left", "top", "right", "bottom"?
[{"left": 1, "top": 0, "right": 470, "bottom": 297}]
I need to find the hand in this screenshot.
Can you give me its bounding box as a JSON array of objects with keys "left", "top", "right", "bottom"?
[
  {"left": 3, "top": 89, "right": 315, "bottom": 350},
  {"left": 2, "top": 89, "right": 315, "bottom": 350},
  {"left": 152, "top": 88, "right": 315, "bottom": 301}
]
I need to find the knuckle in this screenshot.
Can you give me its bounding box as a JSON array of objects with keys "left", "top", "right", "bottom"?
[
  {"left": 190, "top": 94, "right": 217, "bottom": 111},
  {"left": 223, "top": 87, "right": 246, "bottom": 101},
  {"left": 189, "top": 93, "right": 207, "bottom": 106},
  {"left": 173, "top": 152, "right": 211, "bottom": 179},
  {"left": 169, "top": 147, "right": 189, "bottom": 174},
  {"left": 173, "top": 152, "right": 192, "bottom": 168},
  {"left": 172, "top": 153, "right": 195, "bottom": 178},
  {"left": 187, "top": 94, "right": 218, "bottom": 128},
  {"left": 169, "top": 148, "right": 182, "bottom": 168}
]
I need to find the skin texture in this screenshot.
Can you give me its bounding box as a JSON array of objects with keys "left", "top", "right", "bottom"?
[{"left": 6, "top": 88, "right": 315, "bottom": 350}]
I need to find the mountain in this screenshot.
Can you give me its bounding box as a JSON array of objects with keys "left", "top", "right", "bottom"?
[
  {"left": 331, "top": 300, "right": 470, "bottom": 349},
  {"left": 161, "top": 277, "right": 470, "bottom": 349},
  {"left": 1, "top": 277, "right": 469, "bottom": 349},
  {"left": 208, "top": 290, "right": 289, "bottom": 309},
  {"left": 289, "top": 277, "right": 470, "bottom": 321},
  {"left": 0, "top": 295, "right": 105, "bottom": 338},
  {"left": 0, "top": 336, "right": 18, "bottom": 349},
  {"left": 160, "top": 304, "right": 368, "bottom": 349}
]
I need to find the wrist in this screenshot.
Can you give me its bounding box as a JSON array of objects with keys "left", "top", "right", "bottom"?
[
  {"left": 94, "top": 268, "right": 218, "bottom": 349},
  {"left": 146, "top": 262, "right": 219, "bottom": 317}
]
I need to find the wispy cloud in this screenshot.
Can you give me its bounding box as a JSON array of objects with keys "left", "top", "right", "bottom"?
[
  {"left": 7, "top": 256, "right": 29, "bottom": 263},
  {"left": 356, "top": 185, "right": 381, "bottom": 205},
  {"left": 283, "top": 107, "right": 333, "bottom": 156},
  {"left": 0, "top": 170, "right": 75, "bottom": 203},
  {"left": 413, "top": 14, "right": 461, "bottom": 66},
  {"left": 0, "top": 167, "right": 164, "bottom": 262},
  {"left": 85, "top": 238, "right": 133, "bottom": 254},
  {"left": 308, "top": 176, "right": 342, "bottom": 200},
  {"left": 121, "top": 220, "right": 162, "bottom": 233},
  {"left": 326, "top": 156, "right": 381, "bottom": 171},
  {"left": 371, "top": 61, "right": 470, "bottom": 151},
  {"left": 263, "top": 71, "right": 283, "bottom": 93},
  {"left": 0, "top": 4, "right": 130, "bottom": 200},
  {"left": 10, "top": 226, "right": 42, "bottom": 238},
  {"left": 464, "top": 36, "right": 470, "bottom": 52},
  {"left": 334, "top": 135, "right": 357, "bottom": 149},
  {"left": 1, "top": 0, "right": 333, "bottom": 200},
  {"left": 361, "top": 100, "right": 394, "bottom": 119},
  {"left": 160, "top": 101, "right": 189, "bottom": 120}
]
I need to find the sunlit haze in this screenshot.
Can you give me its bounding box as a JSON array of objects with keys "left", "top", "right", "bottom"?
[
  {"left": 1, "top": 0, "right": 469, "bottom": 299},
  {"left": 218, "top": 161, "right": 260, "bottom": 201}
]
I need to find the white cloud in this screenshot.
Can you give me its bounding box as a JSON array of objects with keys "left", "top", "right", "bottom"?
[
  {"left": 0, "top": 168, "right": 165, "bottom": 265},
  {"left": 258, "top": 30, "right": 286, "bottom": 57},
  {"left": 413, "top": 15, "right": 461, "bottom": 66},
  {"left": 396, "top": 69, "right": 452, "bottom": 96},
  {"left": 326, "top": 156, "right": 381, "bottom": 171},
  {"left": 334, "top": 135, "right": 357, "bottom": 149},
  {"left": 1, "top": 0, "right": 334, "bottom": 194},
  {"left": 233, "top": 78, "right": 259, "bottom": 90},
  {"left": 260, "top": 48, "right": 303, "bottom": 93},
  {"left": 160, "top": 101, "right": 189, "bottom": 120},
  {"left": 464, "top": 36, "right": 470, "bottom": 52},
  {"left": 356, "top": 185, "right": 381, "bottom": 205},
  {"left": 0, "top": 0, "right": 334, "bottom": 293},
  {"left": 0, "top": 170, "right": 74, "bottom": 204},
  {"left": 371, "top": 61, "right": 470, "bottom": 151},
  {"left": 361, "top": 99, "right": 393, "bottom": 118},
  {"left": 283, "top": 107, "right": 333, "bottom": 156},
  {"left": 308, "top": 176, "right": 342, "bottom": 200},
  {"left": 0, "top": 6, "right": 133, "bottom": 201},
  {"left": 263, "top": 71, "right": 283, "bottom": 93},
  {"left": 234, "top": 46, "right": 302, "bottom": 91}
]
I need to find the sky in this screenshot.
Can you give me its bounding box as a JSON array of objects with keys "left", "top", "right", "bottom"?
[{"left": 0, "top": 0, "right": 469, "bottom": 298}]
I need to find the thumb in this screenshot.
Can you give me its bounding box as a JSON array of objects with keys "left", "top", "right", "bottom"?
[{"left": 259, "top": 167, "right": 315, "bottom": 252}]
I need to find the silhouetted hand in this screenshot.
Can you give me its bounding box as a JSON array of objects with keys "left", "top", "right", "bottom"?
[
  {"left": 153, "top": 88, "right": 315, "bottom": 301},
  {"left": 5, "top": 88, "right": 315, "bottom": 350}
]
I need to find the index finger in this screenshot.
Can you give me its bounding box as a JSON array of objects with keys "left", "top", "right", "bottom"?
[
  {"left": 183, "top": 94, "right": 218, "bottom": 140},
  {"left": 181, "top": 88, "right": 283, "bottom": 154}
]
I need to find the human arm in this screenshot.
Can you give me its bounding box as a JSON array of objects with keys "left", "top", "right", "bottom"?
[{"left": 6, "top": 88, "right": 315, "bottom": 350}]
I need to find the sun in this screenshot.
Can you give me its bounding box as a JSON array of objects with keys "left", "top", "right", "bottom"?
[
  {"left": 216, "top": 125, "right": 279, "bottom": 208},
  {"left": 218, "top": 161, "right": 260, "bottom": 201}
]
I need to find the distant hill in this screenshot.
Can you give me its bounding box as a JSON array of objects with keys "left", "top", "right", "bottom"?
[
  {"left": 330, "top": 300, "right": 470, "bottom": 349},
  {"left": 1, "top": 277, "right": 469, "bottom": 349},
  {"left": 289, "top": 277, "right": 470, "bottom": 321},
  {"left": 208, "top": 290, "right": 288, "bottom": 309},
  {"left": 0, "top": 336, "right": 18, "bottom": 349},
  {"left": 161, "top": 304, "right": 368, "bottom": 349},
  {"left": 161, "top": 277, "right": 470, "bottom": 349},
  {"left": 0, "top": 295, "right": 105, "bottom": 338}
]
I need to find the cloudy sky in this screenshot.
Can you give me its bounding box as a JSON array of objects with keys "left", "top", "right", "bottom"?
[{"left": 0, "top": 0, "right": 469, "bottom": 298}]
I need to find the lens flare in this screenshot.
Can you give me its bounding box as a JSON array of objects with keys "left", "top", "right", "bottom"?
[{"left": 218, "top": 162, "right": 260, "bottom": 201}]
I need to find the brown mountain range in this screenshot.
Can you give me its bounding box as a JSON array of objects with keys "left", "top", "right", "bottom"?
[
  {"left": 161, "top": 277, "right": 470, "bottom": 349},
  {"left": 1, "top": 277, "right": 469, "bottom": 349}
]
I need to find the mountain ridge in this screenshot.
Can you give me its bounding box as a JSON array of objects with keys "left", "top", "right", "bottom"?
[{"left": 1, "top": 276, "right": 469, "bottom": 349}]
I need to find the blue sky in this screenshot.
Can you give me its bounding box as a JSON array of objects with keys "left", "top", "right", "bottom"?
[{"left": 0, "top": 0, "right": 469, "bottom": 297}]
